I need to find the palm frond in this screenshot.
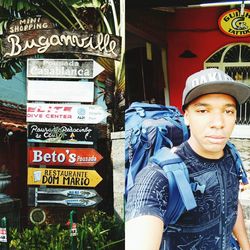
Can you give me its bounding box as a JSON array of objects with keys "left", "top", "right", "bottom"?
[
  {"left": 48, "top": 0, "right": 77, "bottom": 29},
  {"left": 64, "top": 3, "right": 86, "bottom": 30}
]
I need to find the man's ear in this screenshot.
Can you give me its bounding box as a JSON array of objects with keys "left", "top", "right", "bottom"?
[{"left": 184, "top": 110, "right": 190, "bottom": 126}]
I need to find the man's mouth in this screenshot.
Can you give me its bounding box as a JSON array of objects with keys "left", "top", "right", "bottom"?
[{"left": 206, "top": 135, "right": 226, "bottom": 144}]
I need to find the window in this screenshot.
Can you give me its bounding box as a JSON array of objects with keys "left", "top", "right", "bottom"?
[{"left": 205, "top": 43, "right": 250, "bottom": 125}]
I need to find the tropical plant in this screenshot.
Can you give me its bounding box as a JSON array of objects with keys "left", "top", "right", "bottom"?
[
  {"left": 0, "top": 0, "right": 36, "bottom": 79},
  {"left": 8, "top": 210, "right": 124, "bottom": 250},
  {"left": 9, "top": 224, "right": 70, "bottom": 250}
]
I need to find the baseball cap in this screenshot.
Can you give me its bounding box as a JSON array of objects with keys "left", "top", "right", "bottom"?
[{"left": 182, "top": 68, "right": 250, "bottom": 110}]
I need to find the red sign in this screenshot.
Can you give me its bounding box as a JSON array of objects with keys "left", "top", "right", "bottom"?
[{"left": 28, "top": 147, "right": 103, "bottom": 167}]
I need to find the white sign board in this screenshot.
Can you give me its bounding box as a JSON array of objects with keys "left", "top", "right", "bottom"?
[
  {"left": 0, "top": 228, "right": 7, "bottom": 242},
  {"left": 27, "top": 103, "right": 109, "bottom": 124},
  {"left": 27, "top": 80, "right": 94, "bottom": 102},
  {"left": 27, "top": 59, "right": 105, "bottom": 79}
]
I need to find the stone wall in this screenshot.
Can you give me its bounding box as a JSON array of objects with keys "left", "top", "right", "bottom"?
[
  {"left": 231, "top": 138, "right": 250, "bottom": 238},
  {"left": 111, "top": 131, "right": 124, "bottom": 220}
]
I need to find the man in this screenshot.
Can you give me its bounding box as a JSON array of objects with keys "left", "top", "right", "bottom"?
[{"left": 125, "top": 68, "right": 250, "bottom": 250}]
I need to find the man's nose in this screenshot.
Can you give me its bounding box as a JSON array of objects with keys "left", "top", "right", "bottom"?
[{"left": 210, "top": 113, "right": 224, "bottom": 128}]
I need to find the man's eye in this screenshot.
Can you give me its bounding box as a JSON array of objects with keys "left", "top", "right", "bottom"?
[
  {"left": 225, "top": 110, "right": 235, "bottom": 115},
  {"left": 197, "top": 109, "right": 208, "bottom": 113}
]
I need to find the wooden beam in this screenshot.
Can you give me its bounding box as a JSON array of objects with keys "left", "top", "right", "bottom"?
[{"left": 126, "top": 22, "right": 166, "bottom": 47}]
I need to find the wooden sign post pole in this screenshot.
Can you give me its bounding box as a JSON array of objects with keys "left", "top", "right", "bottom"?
[
  {"left": 0, "top": 217, "right": 8, "bottom": 250},
  {"left": 70, "top": 210, "right": 77, "bottom": 250}
]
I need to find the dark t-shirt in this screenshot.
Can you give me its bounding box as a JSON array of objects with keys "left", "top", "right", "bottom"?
[{"left": 126, "top": 141, "right": 239, "bottom": 250}]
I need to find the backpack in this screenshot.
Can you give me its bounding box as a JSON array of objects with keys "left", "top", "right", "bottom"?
[
  {"left": 125, "top": 102, "right": 248, "bottom": 249},
  {"left": 125, "top": 102, "right": 189, "bottom": 196}
]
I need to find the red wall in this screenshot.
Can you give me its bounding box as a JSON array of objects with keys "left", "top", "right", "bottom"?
[{"left": 166, "top": 7, "right": 250, "bottom": 111}]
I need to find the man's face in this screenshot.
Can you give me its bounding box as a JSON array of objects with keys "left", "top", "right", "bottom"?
[{"left": 184, "top": 93, "right": 237, "bottom": 159}]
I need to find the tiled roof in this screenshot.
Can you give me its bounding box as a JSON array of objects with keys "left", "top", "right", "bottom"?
[{"left": 0, "top": 100, "right": 26, "bottom": 132}]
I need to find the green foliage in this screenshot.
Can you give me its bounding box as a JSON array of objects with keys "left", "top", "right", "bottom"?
[
  {"left": 78, "top": 210, "right": 124, "bottom": 249},
  {"left": 8, "top": 210, "right": 124, "bottom": 250},
  {"left": 0, "top": 58, "right": 24, "bottom": 79},
  {"left": 0, "top": 0, "right": 36, "bottom": 13},
  {"left": 9, "top": 224, "right": 70, "bottom": 250},
  {"left": 69, "top": 0, "right": 106, "bottom": 9}
]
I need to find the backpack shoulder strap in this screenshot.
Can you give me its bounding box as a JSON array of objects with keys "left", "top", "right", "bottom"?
[
  {"left": 149, "top": 147, "right": 197, "bottom": 226},
  {"left": 227, "top": 142, "right": 248, "bottom": 185}
]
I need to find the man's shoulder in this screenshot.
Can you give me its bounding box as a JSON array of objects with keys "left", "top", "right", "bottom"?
[
  {"left": 174, "top": 141, "right": 190, "bottom": 158},
  {"left": 138, "top": 163, "right": 168, "bottom": 180}
]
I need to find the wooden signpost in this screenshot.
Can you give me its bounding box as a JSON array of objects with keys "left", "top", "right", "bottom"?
[
  {"left": 3, "top": 29, "right": 121, "bottom": 60},
  {"left": 37, "top": 198, "right": 97, "bottom": 207},
  {"left": 26, "top": 103, "right": 109, "bottom": 124},
  {"left": 35, "top": 188, "right": 98, "bottom": 198},
  {"left": 34, "top": 188, "right": 102, "bottom": 207},
  {"left": 28, "top": 147, "right": 103, "bottom": 167},
  {"left": 27, "top": 124, "right": 96, "bottom": 145},
  {"left": 18, "top": 14, "right": 116, "bottom": 214},
  {"left": 27, "top": 80, "right": 94, "bottom": 102},
  {"left": 28, "top": 187, "right": 102, "bottom": 207},
  {"left": 27, "top": 59, "right": 105, "bottom": 79},
  {"left": 27, "top": 167, "right": 103, "bottom": 187}
]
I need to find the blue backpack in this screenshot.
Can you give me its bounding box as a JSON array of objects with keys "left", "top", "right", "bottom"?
[
  {"left": 125, "top": 102, "right": 189, "bottom": 196},
  {"left": 125, "top": 102, "right": 248, "bottom": 249}
]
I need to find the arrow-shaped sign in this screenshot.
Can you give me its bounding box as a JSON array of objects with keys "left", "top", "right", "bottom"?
[
  {"left": 27, "top": 167, "right": 103, "bottom": 187},
  {"left": 27, "top": 59, "right": 105, "bottom": 79},
  {"left": 27, "top": 124, "right": 97, "bottom": 145},
  {"left": 28, "top": 147, "right": 103, "bottom": 167},
  {"left": 35, "top": 188, "right": 97, "bottom": 198},
  {"left": 36, "top": 198, "right": 97, "bottom": 207},
  {"left": 27, "top": 103, "right": 109, "bottom": 124}
]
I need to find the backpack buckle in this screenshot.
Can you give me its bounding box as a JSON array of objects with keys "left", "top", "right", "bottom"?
[
  {"left": 135, "top": 108, "right": 145, "bottom": 117},
  {"left": 191, "top": 182, "right": 206, "bottom": 194}
]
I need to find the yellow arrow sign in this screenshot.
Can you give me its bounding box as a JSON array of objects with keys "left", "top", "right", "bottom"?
[{"left": 27, "top": 167, "right": 102, "bottom": 187}]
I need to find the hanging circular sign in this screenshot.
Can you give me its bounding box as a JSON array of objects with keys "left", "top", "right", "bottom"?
[
  {"left": 218, "top": 9, "right": 250, "bottom": 37},
  {"left": 29, "top": 208, "right": 46, "bottom": 225}
]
